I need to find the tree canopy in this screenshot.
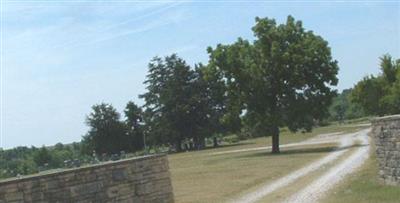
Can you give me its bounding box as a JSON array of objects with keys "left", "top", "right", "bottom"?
[
  {"left": 351, "top": 55, "right": 400, "bottom": 116},
  {"left": 139, "top": 55, "right": 195, "bottom": 151},
  {"left": 207, "top": 15, "right": 339, "bottom": 153},
  {"left": 140, "top": 54, "right": 229, "bottom": 151},
  {"left": 82, "top": 103, "right": 131, "bottom": 154},
  {"left": 124, "top": 101, "right": 145, "bottom": 150}
]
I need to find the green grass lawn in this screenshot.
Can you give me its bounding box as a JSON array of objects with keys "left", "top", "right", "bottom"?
[
  {"left": 323, "top": 146, "right": 400, "bottom": 203},
  {"left": 168, "top": 124, "right": 367, "bottom": 203},
  {"left": 209, "top": 123, "right": 364, "bottom": 154}
]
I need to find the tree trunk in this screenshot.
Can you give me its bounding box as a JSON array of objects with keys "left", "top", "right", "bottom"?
[
  {"left": 194, "top": 137, "right": 205, "bottom": 150},
  {"left": 213, "top": 137, "right": 219, "bottom": 148},
  {"left": 199, "top": 137, "right": 206, "bottom": 150},
  {"left": 271, "top": 126, "right": 280, "bottom": 153},
  {"left": 175, "top": 140, "right": 182, "bottom": 152}
]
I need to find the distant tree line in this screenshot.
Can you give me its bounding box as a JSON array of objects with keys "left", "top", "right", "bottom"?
[
  {"left": 329, "top": 55, "right": 399, "bottom": 122},
  {"left": 0, "top": 142, "right": 86, "bottom": 179},
  {"left": 351, "top": 55, "right": 400, "bottom": 116}
]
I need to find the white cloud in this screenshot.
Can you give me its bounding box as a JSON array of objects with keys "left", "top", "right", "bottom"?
[{"left": 5, "top": 1, "right": 186, "bottom": 52}]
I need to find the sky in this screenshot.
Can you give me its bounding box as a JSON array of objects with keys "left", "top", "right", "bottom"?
[{"left": 1, "top": 1, "right": 399, "bottom": 149}]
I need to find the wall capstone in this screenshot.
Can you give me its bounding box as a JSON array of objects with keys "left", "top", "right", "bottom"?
[
  {"left": 371, "top": 114, "right": 400, "bottom": 186},
  {"left": 0, "top": 154, "right": 174, "bottom": 203}
]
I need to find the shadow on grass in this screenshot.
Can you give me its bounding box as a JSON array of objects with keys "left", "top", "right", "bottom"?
[
  {"left": 202, "top": 141, "right": 256, "bottom": 151},
  {"left": 236, "top": 143, "right": 368, "bottom": 158},
  {"left": 167, "top": 141, "right": 256, "bottom": 155}
]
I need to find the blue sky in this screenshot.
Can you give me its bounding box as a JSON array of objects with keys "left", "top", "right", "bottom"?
[{"left": 1, "top": 1, "right": 399, "bottom": 149}]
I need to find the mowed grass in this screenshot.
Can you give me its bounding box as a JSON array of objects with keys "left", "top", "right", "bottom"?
[
  {"left": 323, "top": 145, "right": 400, "bottom": 203},
  {"left": 168, "top": 124, "right": 367, "bottom": 203}
]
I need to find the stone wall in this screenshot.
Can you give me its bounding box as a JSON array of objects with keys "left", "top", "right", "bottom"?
[
  {"left": 371, "top": 115, "right": 400, "bottom": 186},
  {"left": 0, "top": 154, "right": 174, "bottom": 202}
]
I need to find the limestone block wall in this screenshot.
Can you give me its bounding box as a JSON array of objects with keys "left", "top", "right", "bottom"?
[
  {"left": 371, "top": 115, "right": 400, "bottom": 186},
  {"left": 0, "top": 154, "right": 174, "bottom": 203}
]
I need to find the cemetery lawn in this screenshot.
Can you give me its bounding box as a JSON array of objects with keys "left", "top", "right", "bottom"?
[
  {"left": 322, "top": 146, "right": 400, "bottom": 203},
  {"left": 168, "top": 123, "right": 367, "bottom": 203}
]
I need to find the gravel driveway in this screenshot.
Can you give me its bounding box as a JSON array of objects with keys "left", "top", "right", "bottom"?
[{"left": 231, "top": 129, "right": 370, "bottom": 203}]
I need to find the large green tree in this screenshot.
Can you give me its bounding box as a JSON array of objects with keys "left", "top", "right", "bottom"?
[
  {"left": 351, "top": 75, "right": 386, "bottom": 115},
  {"left": 380, "top": 55, "right": 400, "bottom": 114},
  {"left": 141, "top": 55, "right": 231, "bottom": 151},
  {"left": 351, "top": 54, "right": 400, "bottom": 115},
  {"left": 140, "top": 55, "right": 196, "bottom": 151},
  {"left": 190, "top": 64, "right": 232, "bottom": 148},
  {"left": 82, "top": 103, "right": 130, "bottom": 154},
  {"left": 207, "top": 16, "right": 339, "bottom": 153},
  {"left": 124, "top": 101, "right": 145, "bottom": 151}
]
